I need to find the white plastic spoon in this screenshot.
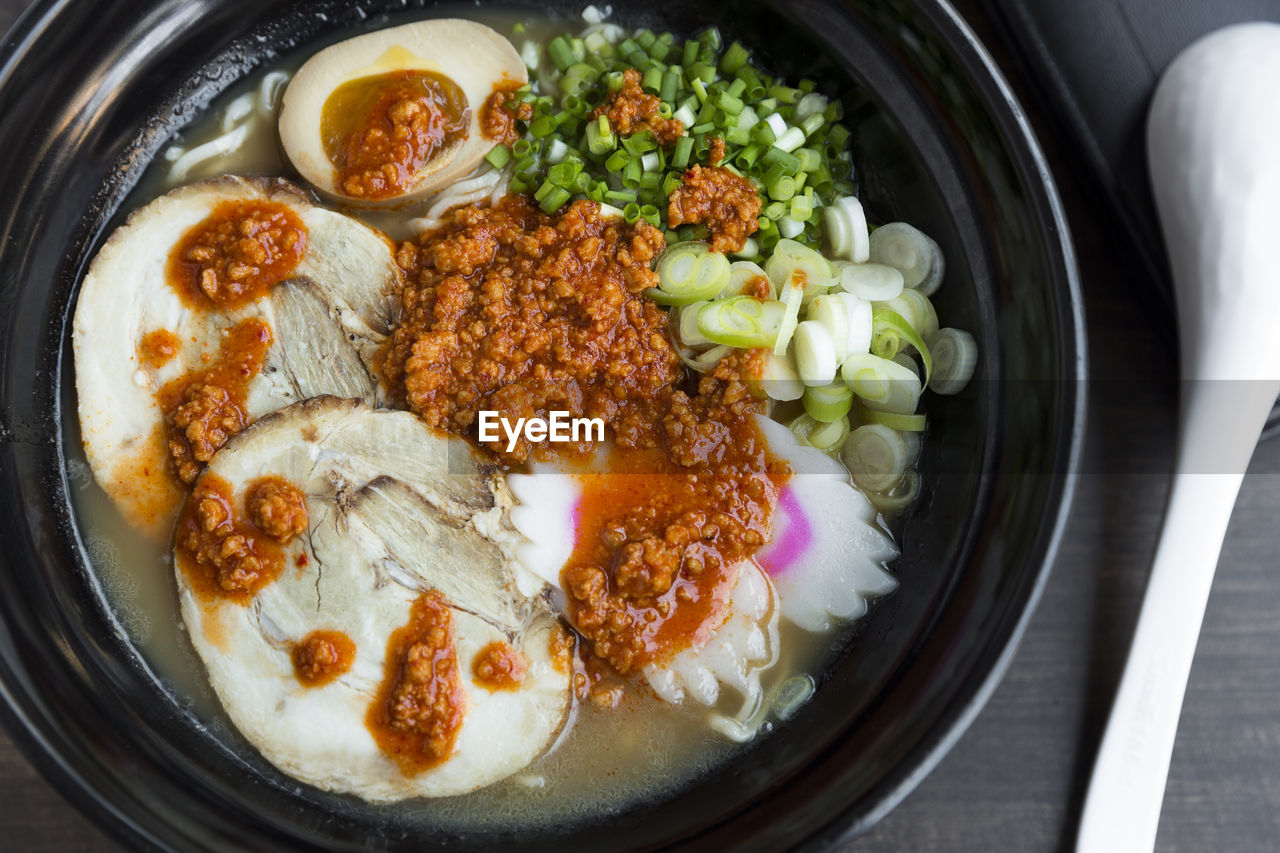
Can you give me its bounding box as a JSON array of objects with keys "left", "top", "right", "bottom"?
[{"left": 1076, "top": 22, "right": 1280, "bottom": 853}]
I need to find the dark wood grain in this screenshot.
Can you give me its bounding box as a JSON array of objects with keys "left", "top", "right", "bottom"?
[{"left": 1, "top": 1, "right": 1277, "bottom": 850}]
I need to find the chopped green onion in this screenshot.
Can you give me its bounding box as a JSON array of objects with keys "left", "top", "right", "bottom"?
[
  {"left": 559, "top": 62, "right": 599, "bottom": 96},
  {"left": 725, "top": 260, "right": 772, "bottom": 298},
  {"left": 734, "top": 144, "right": 763, "bottom": 169},
  {"left": 547, "top": 35, "right": 578, "bottom": 72},
  {"left": 623, "top": 157, "right": 643, "bottom": 188},
  {"left": 672, "top": 136, "right": 694, "bottom": 169},
  {"left": 586, "top": 115, "right": 617, "bottom": 154},
  {"left": 661, "top": 68, "right": 681, "bottom": 103},
  {"left": 529, "top": 115, "right": 557, "bottom": 137},
  {"left": 484, "top": 144, "right": 512, "bottom": 169},
  {"left": 716, "top": 91, "right": 744, "bottom": 115},
  {"left": 539, "top": 185, "right": 572, "bottom": 214},
  {"left": 762, "top": 146, "right": 802, "bottom": 172},
  {"left": 642, "top": 66, "right": 663, "bottom": 94},
  {"left": 799, "top": 113, "right": 826, "bottom": 137},
  {"left": 790, "top": 194, "right": 814, "bottom": 221},
  {"left": 681, "top": 39, "right": 700, "bottom": 68},
  {"left": 769, "top": 85, "right": 800, "bottom": 104},
  {"left": 605, "top": 149, "right": 629, "bottom": 173},
  {"left": 768, "top": 175, "right": 797, "bottom": 201},
  {"left": 720, "top": 40, "right": 750, "bottom": 74},
  {"left": 773, "top": 126, "right": 807, "bottom": 153}
]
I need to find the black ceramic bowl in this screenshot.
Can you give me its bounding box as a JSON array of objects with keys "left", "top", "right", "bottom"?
[{"left": 0, "top": 0, "right": 1083, "bottom": 849}]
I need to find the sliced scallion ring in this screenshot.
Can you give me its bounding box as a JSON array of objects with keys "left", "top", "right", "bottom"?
[
  {"left": 872, "top": 307, "right": 932, "bottom": 384},
  {"left": 840, "top": 352, "right": 922, "bottom": 414},
  {"left": 651, "top": 241, "right": 723, "bottom": 305},
  {"left": 822, "top": 196, "right": 870, "bottom": 262},
  {"left": 764, "top": 238, "right": 836, "bottom": 293},
  {"left": 866, "top": 469, "right": 921, "bottom": 513},
  {"left": 792, "top": 320, "right": 838, "bottom": 386},
  {"left": 725, "top": 260, "right": 773, "bottom": 298},
  {"left": 788, "top": 413, "right": 849, "bottom": 453},
  {"left": 802, "top": 381, "right": 854, "bottom": 423},
  {"left": 857, "top": 406, "right": 926, "bottom": 432},
  {"left": 692, "top": 251, "right": 732, "bottom": 298},
  {"left": 696, "top": 296, "right": 787, "bottom": 348},
  {"left": 681, "top": 343, "right": 732, "bottom": 373},
  {"left": 868, "top": 222, "right": 944, "bottom": 295},
  {"left": 874, "top": 288, "right": 939, "bottom": 339},
  {"left": 838, "top": 261, "right": 904, "bottom": 301},
  {"left": 759, "top": 350, "right": 805, "bottom": 401},
  {"left": 891, "top": 351, "right": 921, "bottom": 378},
  {"left": 774, "top": 279, "right": 804, "bottom": 355},
  {"left": 841, "top": 292, "right": 874, "bottom": 357},
  {"left": 842, "top": 423, "right": 911, "bottom": 493},
  {"left": 926, "top": 327, "right": 978, "bottom": 395},
  {"left": 677, "top": 301, "right": 713, "bottom": 348},
  {"left": 806, "top": 293, "right": 851, "bottom": 361}
]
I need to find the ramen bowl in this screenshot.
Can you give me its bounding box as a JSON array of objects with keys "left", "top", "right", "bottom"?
[{"left": 0, "top": 0, "right": 1082, "bottom": 848}]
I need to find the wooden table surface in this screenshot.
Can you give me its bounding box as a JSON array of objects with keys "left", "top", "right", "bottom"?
[{"left": 2, "top": 1, "right": 1277, "bottom": 851}]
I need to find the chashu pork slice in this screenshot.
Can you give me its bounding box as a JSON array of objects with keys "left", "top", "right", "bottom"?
[
  {"left": 176, "top": 397, "right": 570, "bottom": 801},
  {"left": 73, "top": 175, "right": 400, "bottom": 540}
]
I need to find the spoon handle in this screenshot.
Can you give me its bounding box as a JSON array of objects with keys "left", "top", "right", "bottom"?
[{"left": 1076, "top": 380, "right": 1274, "bottom": 852}]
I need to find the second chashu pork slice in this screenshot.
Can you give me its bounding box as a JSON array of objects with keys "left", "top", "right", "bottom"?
[{"left": 175, "top": 396, "right": 571, "bottom": 801}]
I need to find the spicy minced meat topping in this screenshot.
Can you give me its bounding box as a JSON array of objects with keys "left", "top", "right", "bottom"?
[
  {"left": 481, "top": 81, "right": 533, "bottom": 146},
  {"left": 167, "top": 199, "right": 307, "bottom": 309},
  {"left": 383, "top": 196, "right": 679, "bottom": 462},
  {"left": 138, "top": 329, "right": 181, "bottom": 368},
  {"left": 562, "top": 350, "right": 786, "bottom": 674},
  {"left": 367, "top": 592, "right": 465, "bottom": 774},
  {"left": 383, "top": 199, "right": 788, "bottom": 674},
  {"left": 292, "top": 630, "right": 356, "bottom": 687},
  {"left": 175, "top": 472, "right": 286, "bottom": 604},
  {"left": 322, "top": 70, "right": 470, "bottom": 200},
  {"left": 472, "top": 640, "right": 527, "bottom": 691},
  {"left": 667, "top": 165, "right": 762, "bottom": 254},
  {"left": 245, "top": 476, "right": 309, "bottom": 545},
  {"left": 593, "top": 68, "right": 685, "bottom": 147},
  {"left": 159, "top": 318, "right": 273, "bottom": 484}
]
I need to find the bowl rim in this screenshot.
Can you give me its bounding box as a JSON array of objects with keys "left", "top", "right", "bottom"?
[{"left": 0, "top": 0, "right": 1086, "bottom": 848}]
